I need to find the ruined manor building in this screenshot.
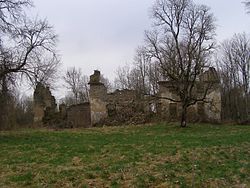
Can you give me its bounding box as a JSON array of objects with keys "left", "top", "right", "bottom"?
[
  {"left": 33, "top": 69, "right": 221, "bottom": 127},
  {"left": 158, "top": 67, "right": 221, "bottom": 123}
]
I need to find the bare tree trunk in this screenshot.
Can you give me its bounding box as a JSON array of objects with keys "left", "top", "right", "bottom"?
[
  {"left": 181, "top": 105, "right": 187, "bottom": 128},
  {"left": 0, "top": 75, "right": 9, "bottom": 130}
]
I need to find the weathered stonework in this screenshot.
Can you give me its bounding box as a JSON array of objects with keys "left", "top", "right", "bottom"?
[
  {"left": 33, "top": 83, "right": 91, "bottom": 128},
  {"left": 67, "top": 103, "right": 91, "bottom": 128},
  {"left": 104, "top": 89, "right": 148, "bottom": 125},
  {"left": 88, "top": 70, "right": 108, "bottom": 125},
  {"left": 33, "top": 68, "right": 221, "bottom": 128},
  {"left": 33, "top": 83, "right": 56, "bottom": 123},
  {"left": 158, "top": 68, "right": 221, "bottom": 123},
  {"left": 204, "top": 87, "right": 221, "bottom": 122},
  {"left": 88, "top": 73, "right": 155, "bottom": 126}
]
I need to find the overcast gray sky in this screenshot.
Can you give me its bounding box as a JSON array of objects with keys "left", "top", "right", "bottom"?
[{"left": 30, "top": 0, "right": 250, "bottom": 98}]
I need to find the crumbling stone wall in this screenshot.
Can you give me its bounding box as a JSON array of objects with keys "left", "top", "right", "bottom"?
[
  {"left": 67, "top": 103, "right": 91, "bottom": 128},
  {"left": 33, "top": 83, "right": 56, "bottom": 123},
  {"left": 204, "top": 84, "right": 221, "bottom": 122},
  {"left": 33, "top": 83, "right": 92, "bottom": 128},
  {"left": 33, "top": 68, "right": 221, "bottom": 128},
  {"left": 104, "top": 89, "right": 148, "bottom": 125},
  {"left": 106, "top": 89, "right": 139, "bottom": 117},
  {"left": 88, "top": 71, "right": 153, "bottom": 126}
]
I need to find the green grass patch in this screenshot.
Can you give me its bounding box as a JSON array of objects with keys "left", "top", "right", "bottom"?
[{"left": 0, "top": 123, "right": 249, "bottom": 187}]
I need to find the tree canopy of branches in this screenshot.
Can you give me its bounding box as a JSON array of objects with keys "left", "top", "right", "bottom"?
[
  {"left": 0, "top": 0, "right": 59, "bottom": 89},
  {"left": 143, "top": 0, "right": 216, "bottom": 127},
  {"left": 0, "top": 0, "right": 32, "bottom": 32},
  {"left": 0, "top": 18, "right": 59, "bottom": 86}
]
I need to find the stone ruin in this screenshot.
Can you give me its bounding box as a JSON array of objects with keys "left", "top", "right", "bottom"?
[
  {"left": 158, "top": 67, "right": 221, "bottom": 123},
  {"left": 33, "top": 68, "right": 221, "bottom": 128},
  {"left": 33, "top": 83, "right": 91, "bottom": 128},
  {"left": 89, "top": 70, "right": 108, "bottom": 125}
]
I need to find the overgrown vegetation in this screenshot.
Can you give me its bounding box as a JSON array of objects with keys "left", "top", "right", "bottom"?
[{"left": 0, "top": 124, "right": 249, "bottom": 187}]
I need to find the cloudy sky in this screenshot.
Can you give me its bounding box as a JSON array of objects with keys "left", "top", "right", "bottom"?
[{"left": 30, "top": 0, "right": 250, "bottom": 98}]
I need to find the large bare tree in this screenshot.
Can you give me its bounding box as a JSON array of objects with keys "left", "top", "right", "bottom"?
[{"left": 145, "top": 0, "right": 216, "bottom": 127}]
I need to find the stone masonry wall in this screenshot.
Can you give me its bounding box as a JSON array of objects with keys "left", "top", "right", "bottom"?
[
  {"left": 89, "top": 70, "right": 108, "bottom": 126},
  {"left": 33, "top": 83, "right": 56, "bottom": 123},
  {"left": 33, "top": 68, "right": 221, "bottom": 128},
  {"left": 105, "top": 89, "right": 148, "bottom": 125},
  {"left": 158, "top": 68, "right": 221, "bottom": 123},
  {"left": 67, "top": 103, "right": 91, "bottom": 128}
]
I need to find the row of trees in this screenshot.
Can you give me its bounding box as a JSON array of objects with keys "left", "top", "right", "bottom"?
[{"left": 218, "top": 33, "right": 250, "bottom": 123}]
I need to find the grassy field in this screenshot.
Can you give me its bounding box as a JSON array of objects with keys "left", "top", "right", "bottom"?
[{"left": 0, "top": 123, "right": 249, "bottom": 187}]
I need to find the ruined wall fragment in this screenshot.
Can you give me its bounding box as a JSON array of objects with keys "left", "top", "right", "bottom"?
[
  {"left": 33, "top": 83, "right": 56, "bottom": 123},
  {"left": 89, "top": 70, "right": 108, "bottom": 125},
  {"left": 67, "top": 103, "right": 91, "bottom": 128}
]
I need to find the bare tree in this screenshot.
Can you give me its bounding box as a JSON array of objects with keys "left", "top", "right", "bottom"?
[
  {"left": 134, "top": 46, "right": 161, "bottom": 95},
  {"left": 100, "top": 74, "right": 113, "bottom": 92},
  {"left": 79, "top": 75, "right": 90, "bottom": 102},
  {"left": 114, "top": 65, "right": 133, "bottom": 90},
  {"left": 145, "top": 0, "right": 216, "bottom": 127},
  {"left": 63, "top": 67, "right": 83, "bottom": 104},
  {"left": 147, "top": 60, "right": 161, "bottom": 95},
  {"left": 115, "top": 47, "right": 161, "bottom": 97},
  {"left": 134, "top": 47, "right": 149, "bottom": 94},
  {"left": 15, "top": 94, "right": 33, "bottom": 126},
  {"left": 60, "top": 92, "right": 76, "bottom": 107},
  {"left": 63, "top": 67, "right": 90, "bottom": 104},
  {"left": 0, "top": 18, "right": 58, "bottom": 127},
  {"left": 114, "top": 65, "right": 145, "bottom": 95}
]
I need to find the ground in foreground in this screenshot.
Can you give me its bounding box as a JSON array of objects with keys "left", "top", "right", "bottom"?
[{"left": 0, "top": 123, "right": 249, "bottom": 187}]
